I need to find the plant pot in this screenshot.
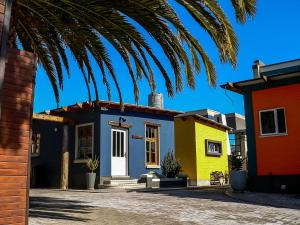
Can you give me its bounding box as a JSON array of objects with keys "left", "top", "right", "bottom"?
[
  {"left": 86, "top": 172, "right": 96, "bottom": 190},
  {"left": 230, "top": 170, "right": 247, "bottom": 192}
]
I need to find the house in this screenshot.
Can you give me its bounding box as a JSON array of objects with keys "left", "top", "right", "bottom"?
[
  {"left": 31, "top": 94, "right": 181, "bottom": 189},
  {"left": 174, "top": 110, "right": 232, "bottom": 186},
  {"left": 226, "top": 113, "right": 247, "bottom": 170},
  {"left": 221, "top": 59, "right": 300, "bottom": 193}
]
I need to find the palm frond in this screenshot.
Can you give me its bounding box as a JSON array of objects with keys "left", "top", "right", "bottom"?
[{"left": 10, "top": 0, "right": 256, "bottom": 105}]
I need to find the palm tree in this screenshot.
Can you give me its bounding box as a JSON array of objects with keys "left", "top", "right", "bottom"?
[{"left": 7, "top": 0, "right": 256, "bottom": 104}]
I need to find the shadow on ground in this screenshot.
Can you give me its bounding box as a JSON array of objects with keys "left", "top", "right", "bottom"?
[
  {"left": 30, "top": 196, "right": 95, "bottom": 222},
  {"left": 138, "top": 188, "right": 300, "bottom": 210}
]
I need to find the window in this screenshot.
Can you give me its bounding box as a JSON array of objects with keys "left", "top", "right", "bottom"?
[
  {"left": 206, "top": 140, "right": 222, "bottom": 156},
  {"left": 75, "top": 123, "right": 94, "bottom": 160},
  {"left": 259, "top": 108, "right": 287, "bottom": 135},
  {"left": 112, "top": 129, "right": 125, "bottom": 157},
  {"left": 31, "top": 133, "right": 41, "bottom": 157},
  {"left": 145, "top": 125, "right": 159, "bottom": 166}
]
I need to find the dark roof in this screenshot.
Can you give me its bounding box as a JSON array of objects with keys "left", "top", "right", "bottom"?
[
  {"left": 221, "top": 58, "right": 300, "bottom": 94},
  {"left": 45, "top": 100, "right": 182, "bottom": 117},
  {"left": 221, "top": 72, "right": 300, "bottom": 94},
  {"left": 257, "top": 59, "right": 300, "bottom": 76},
  {"left": 175, "top": 113, "right": 232, "bottom": 131}
]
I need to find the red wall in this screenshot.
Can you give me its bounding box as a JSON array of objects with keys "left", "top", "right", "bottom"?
[
  {"left": 252, "top": 83, "right": 300, "bottom": 176},
  {"left": 0, "top": 48, "right": 36, "bottom": 225}
]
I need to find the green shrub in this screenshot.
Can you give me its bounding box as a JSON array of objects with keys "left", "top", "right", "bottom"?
[
  {"left": 229, "top": 151, "right": 244, "bottom": 171},
  {"left": 161, "top": 151, "right": 182, "bottom": 178},
  {"left": 86, "top": 156, "right": 99, "bottom": 173}
]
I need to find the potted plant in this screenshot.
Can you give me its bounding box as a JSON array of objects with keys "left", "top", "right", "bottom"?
[
  {"left": 86, "top": 157, "right": 99, "bottom": 190},
  {"left": 161, "top": 151, "right": 182, "bottom": 178},
  {"left": 229, "top": 151, "right": 247, "bottom": 192}
]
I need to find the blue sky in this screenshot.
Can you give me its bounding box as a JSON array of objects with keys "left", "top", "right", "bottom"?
[{"left": 33, "top": 1, "right": 300, "bottom": 114}]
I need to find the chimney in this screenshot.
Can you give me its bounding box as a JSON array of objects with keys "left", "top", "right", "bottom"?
[
  {"left": 252, "top": 60, "right": 265, "bottom": 78},
  {"left": 148, "top": 93, "right": 164, "bottom": 109}
]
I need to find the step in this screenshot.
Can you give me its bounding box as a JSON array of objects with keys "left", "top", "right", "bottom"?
[
  {"left": 101, "top": 178, "right": 146, "bottom": 189},
  {"left": 101, "top": 183, "right": 146, "bottom": 189},
  {"left": 110, "top": 179, "right": 138, "bottom": 185},
  {"left": 111, "top": 176, "right": 131, "bottom": 180}
]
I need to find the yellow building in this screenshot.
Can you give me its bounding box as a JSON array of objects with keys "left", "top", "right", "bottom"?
[{"left": 175, "top": 113, "right": 231, "bottom": 186}]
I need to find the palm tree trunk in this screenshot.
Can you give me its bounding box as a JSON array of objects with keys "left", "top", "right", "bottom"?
[{"left": 0, "top": 0, "right": 13, "bottom": 117}]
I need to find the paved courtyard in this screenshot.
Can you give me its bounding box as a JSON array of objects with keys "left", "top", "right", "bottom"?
[{"left": 29, "top": 189, "right": 300, "bottom": 225}]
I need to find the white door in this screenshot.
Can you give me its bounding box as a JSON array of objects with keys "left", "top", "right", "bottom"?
[{"left": 111, "top": 128, "right": 128, "bottom": 176}]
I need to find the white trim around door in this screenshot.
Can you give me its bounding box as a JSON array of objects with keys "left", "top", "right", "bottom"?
[{"left": 111, "top": 128, "right": 128, "bottom": 176}]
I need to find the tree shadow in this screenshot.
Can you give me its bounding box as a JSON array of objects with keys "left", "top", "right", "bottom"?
[
  {"left": 0, "top": 48, "right": 35, "bottom": 149},
  {"left": 29, "top": 196, "right": 95, "bottom": 222},
  {"left": 138, "top": 188, "right": 300, "bottom": 210}
]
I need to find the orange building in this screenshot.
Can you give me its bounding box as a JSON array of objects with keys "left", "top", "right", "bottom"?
[{"left": 222, "top": 59, "right": 300, "bottom": 193}]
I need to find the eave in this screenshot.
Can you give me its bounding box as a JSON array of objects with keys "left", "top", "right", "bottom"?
[
  {"left": 221, "top": 72, "right": 300, "bottom": 94},
  {"left": 45, "top": 100, "right": 182, "bottom": 117},
  {"left": 33, "top": 113, "right": 74, "bottom": 124},
  {"left": 176, "top": 114, "right": 232, "bottom": 131}
]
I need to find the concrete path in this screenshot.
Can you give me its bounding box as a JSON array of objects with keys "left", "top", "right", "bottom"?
[{"left": 29, "top": 189, "right": 300, "bottom": 225}]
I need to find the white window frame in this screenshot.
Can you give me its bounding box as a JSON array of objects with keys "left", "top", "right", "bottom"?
[
  {"left": 144, "top": 123, "right": 161, "bottom": 169},
  {"left": 259, "top": 108, "right": 287, "bottom": 137},
  {"left": 74, "top": 122, "right": 94, "bottom": 163}
]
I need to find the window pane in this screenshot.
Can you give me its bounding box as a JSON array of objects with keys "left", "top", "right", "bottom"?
[
  {"left": 208, "top": 143, "right": 214, "bottom": 153},
  {"left": 151, "top": 153, "right": 156, "bottom": 163},
  {"left": 151, "top": 142, "right": 155, "bottom": 163},
  {"left": 113, "top": 131, "right": 116, "bottom": 157},
  {"left": 117, "top": 132, "right": 120, "bottom": 157},
  {"left": 77, "top": 125, "right": 93, "bottom": 159},
  {"left": 146, "top": 141, "right": 150, "bottom": 163},
  {"left": 260, "top": 111, "right": 276, "bottom": 134},
  {"left": 277, "top": 109, "right": 286, "bottom": 133},
  {"left": 31, "top": 133, "right": 41, "bottom": 156},
  {"left": 121, "top": 132, "right": 124, "bottom": 157},
  {"left": 216, "top": 143, "right": 221, "bottom": 153},
  {"left": 207, "top": 141, "right": 222, "bottom": 154}
]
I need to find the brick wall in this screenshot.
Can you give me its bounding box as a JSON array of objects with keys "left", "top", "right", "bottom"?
[{"left": 0, "top": 48, "right": 36, "bottom": 225}]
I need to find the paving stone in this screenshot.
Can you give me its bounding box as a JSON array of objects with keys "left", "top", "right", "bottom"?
[{"left": 29, "top": 189, "right": 300, "bottom": 225}]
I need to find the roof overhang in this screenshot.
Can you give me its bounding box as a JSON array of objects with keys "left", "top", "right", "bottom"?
[
  {"left": 33, "top": 113, "right": 74, "bottom": 124},
  {"left": 46, "top": 101, "right": 182, "bottom": 117},
  {"left": 176, "top": 114, "right": 232, "bottom": 131},
  {"left": 221, "top": 72, "right": 300, "bottom": 94}
]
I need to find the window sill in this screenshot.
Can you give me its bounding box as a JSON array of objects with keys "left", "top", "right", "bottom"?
[
  {"left": 260, "top": 133, "right": 288, "bottom": 138},
  {"left": 31, "top": 154, "right": 40, "bottom": 158},
  {"left": 206, "top": 153, "right": 222, "bottom": 157},
  {"left": 73, "top": 159, "right": 88, "bottom": 164},
  {"left": 146, "top": 165, "right": 160, "bottom": 169}
]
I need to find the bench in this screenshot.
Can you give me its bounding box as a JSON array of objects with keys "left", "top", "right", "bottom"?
[{"left": 210, "top": 171, "right": 225, "bottom": 185}]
